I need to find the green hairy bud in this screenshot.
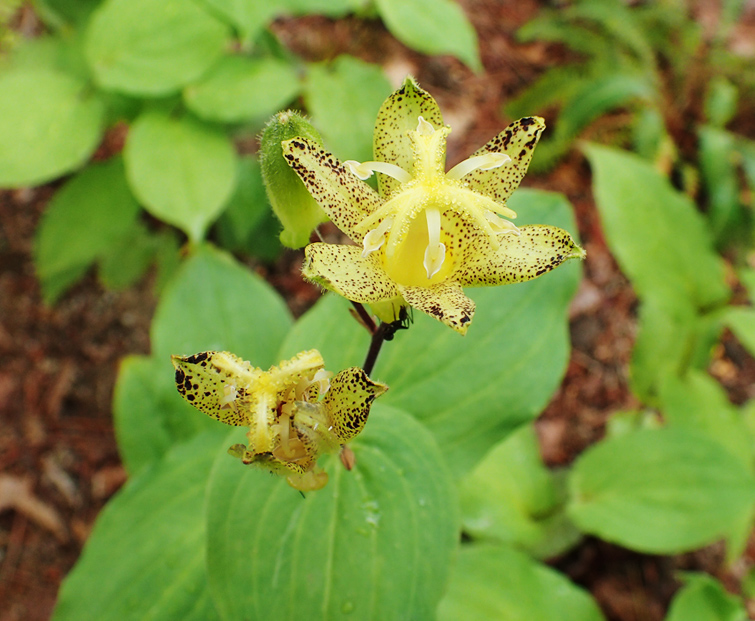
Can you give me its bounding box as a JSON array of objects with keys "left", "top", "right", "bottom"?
[{"left": 259, "top": 110, "right": 328, "bottom": 248}]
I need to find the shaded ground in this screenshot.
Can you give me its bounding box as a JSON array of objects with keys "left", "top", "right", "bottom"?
[{"left": 2, "top": 2, "right": 755, "bottom": 620}]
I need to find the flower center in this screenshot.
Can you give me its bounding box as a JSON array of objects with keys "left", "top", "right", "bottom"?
[{"left": 350, "top": 117, "right": 520, "bottom": 284}]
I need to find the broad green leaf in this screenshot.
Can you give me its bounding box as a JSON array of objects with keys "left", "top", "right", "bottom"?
[
  {"left": 214, "top": 156, "right": 269, "bottom": 252},
  {"left": 724, "top": 306, "right": 755, "bottom": 359},
  {"left": 660, "top": 370, "right": 753, "bottom": 470},
  {"left": 115, "top": 246, "right": 292, "bottom": 473},
  {"left": 151, "top": 245, "right": 292, "bottom": 362},
  {"left": 34, "top": 157, "right": 139, "bottom": 304},
  {"left": 503, "top": 65, "right": 582, "bottom": 119},
  {"left": 699, "top": 126, "right": 743, "bottom": 244},
  {"left": 0, "top": 69, "right": 104, "bottom": 187},
  {"left": 197, "top": 0, "right": 277, "bottom": 43},
  {"left": 586, "top": 144, "right": 730, "bottom": 309},
  {"left": 97, "top": 221, "right": 157, "bottom": 290},
  {"left": 114, "top": 355, "right": 201, "bottom": 475},
  {"left": 282, "top": 190, "right": 581, "bottom": 474},
  {"left": 85, "top": 0, "right": 229, "bottom": 95},
  {"left": 52, "top": 431, "right": 224, "bottom": 621},
  {"left": 666, "top": 573, "right": 746, "bottom": 621},
  {"left": 630, "top": 297, "right": 722, "bottom": 403},
  {"left": 124, "top": 111, "right": 237, "bottom": 243},
  {"left": 206, "top": 405, "right": 458, "bottom": 621},
  {"left": 437, "top": 544, "right": 606, "bottom": 621},
  {"left": 460, "top": 425, "right": 581, "bottom": 559},
  {"left": 184, "top": 55, "right": 300, "bottom": 123},
  {"left": 568, "top": 428, "right": 755, "bottom": 554},
  {"left": 374, "top": 0, "right": 481, "bottom": 71},
  {"left": 305, "top": 57, "right": 391, "bottom": 162}
]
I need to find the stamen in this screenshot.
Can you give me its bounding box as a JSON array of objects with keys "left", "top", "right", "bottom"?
[
  {"left": 486, "top": 211, "right": 521, "bottom": 236},
  {"left": 344, "top": 160, "right": 412, "bottom": 183},
  {"left": 446, "top": 152, "right": 511, "bottom": 180},
  {"left": 362, "top": 216, "right": 394, "bottom": 257},
  {"left": 423, "top": 208, "right": 446, "bottom": 278},
  {"left": 417, "top": 116, "right": 435, "bottom": 136}
]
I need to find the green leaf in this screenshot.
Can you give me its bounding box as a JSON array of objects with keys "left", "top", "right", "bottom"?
[
  {"left": 568, "top": 428, "right": 755, "bottom": 554},
  {"left": 36, "top": 0, "right": 103, "bottom": 28},
  {"left": 666, "top": 573, "right": 747, "bottom": 621},
  {"left": 282, "top": 190, "right": 581, "bottom": 474},
  {"left": 724, "top": 306, "right": 755, "bottom": 359},
  {"left": 206, "top": 405, "right": 458, "bottom": 621},
  {"left": 437, "top": 544, "right": 606, "bottom": 621},
  {"left": 660, "top": 370, "right": 753, "bottom": 470},
  {"left": 698, "top": 126, "right": 744, "bottom": 244},
  {"left": 115, "top": 246, "right": 292, "bottom": 473},
  {"left": 124, "top": 111, "right": 237, "bottom": 243},
  {"left": 705, "top": 77, "right": 739, "bottom": 128},
  {"left": 52, "top": 431, "right": 224, "bottom": 621},
  {"left": 184, "top": 55, "right": 300, "bottom": 123},
  {"left": 196, "top": 0, "right": 277, "bottom": 43},
  {"left": 305, "top": 56, "right": 392, "bottom": 162},
  {"left": 460, "top": 425, "right": 581, "bottom": 559},
  {"left": 374, "top": 0, "right": 481, "bottom": 71},
  {"left": 34, "top": 157, "right": 139, "bottom": 304},
  {"left": 114, "top": 356, "right": 195, "bottom": 475},
  {"left": 97, "top": 221, "right": 156, "bottom": 290},
  {"left": 555, "top": 73, "right": 654, "bottom": 142},
  {"left": 152, "top": 245, "right": 292, "bottom": 362},
  {"left": 630, "top": 297, "right": 722, "bottom": 403},
  {"left": 503, "top": 65, "right": 582, "bottom": 119},
  {"left": 586, "top": 144, "right": 729, "bottom": 309},
  {"left": 85, "top": 0, "right": 228, "bottom": 96},
  {"left": 214, "top": 156, "right": 269, "bottom": 252},
  {"left": 0, "top": 69, "right": 104, "bottom": 187}
]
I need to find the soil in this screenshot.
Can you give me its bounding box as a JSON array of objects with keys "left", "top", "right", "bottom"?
[{"left": 2, "top": 2, "right": 755, "bottom": 620}]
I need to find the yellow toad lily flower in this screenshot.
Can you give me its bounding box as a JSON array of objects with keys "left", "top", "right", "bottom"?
[
  {"left": 282, "top": 77, "right": 585, "bottom": 334},
  {"left": 171, "top": 349, "right": 387, "bottom": 492}
]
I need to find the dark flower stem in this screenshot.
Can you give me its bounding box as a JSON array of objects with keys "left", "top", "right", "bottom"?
[{"left": 362, "top": 322, "right": 389, "bottom": 376}]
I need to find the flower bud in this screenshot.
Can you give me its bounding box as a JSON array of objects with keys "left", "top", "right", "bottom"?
[{"left": 259, "top": 110, "right": 328, "bottom": 248}]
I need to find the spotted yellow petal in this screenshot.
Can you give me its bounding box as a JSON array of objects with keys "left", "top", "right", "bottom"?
[
  {"left": 325, "top": 368, "right": 388, "bottom": 441},
  {"left": 171, "top": 351, "right": 258, "bottom": 426},
  {"left": 455, "top": 225, "right": 585, "bottom": 287},
  {"left": 303, "top": 242, "right": 400, "bottom": 303},
  {"left": 282, "top": 137, "right": 383, "bottom": 242},
  {"left": 399, "top": 281, "right": 475, "bottom": 335},
  {"left": 373, "top": 76, "right": 444, "bottom": 199},
  {"left": 462, "top": 117, "right": 545, "bottom": 205}
]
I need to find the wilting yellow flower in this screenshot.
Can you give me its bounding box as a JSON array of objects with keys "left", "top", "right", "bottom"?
[
  {"left": 172, "top": 349, "right": 387, "bottom": 491},
  {"left": 282, "top": 77, "right": 585, "bottom": 334}
]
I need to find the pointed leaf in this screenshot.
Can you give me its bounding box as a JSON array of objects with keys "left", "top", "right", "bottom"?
[
  {"left": 586, "top": 144, "right": 729, "bottom": 309},
  {"left": 374, "top": 0, "right": 481, "bottom": 71},
  {"left": 206, "top": 405, "right": 458, "bottom": 621},
  {"left": 124, "top": 111, "right": 236, "bottom": 243}
]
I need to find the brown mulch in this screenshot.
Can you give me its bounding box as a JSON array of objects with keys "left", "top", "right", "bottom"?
[{"left": 3, "top": 2, "right": 755, "bottom": 620}]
